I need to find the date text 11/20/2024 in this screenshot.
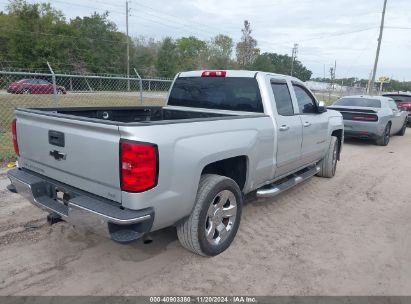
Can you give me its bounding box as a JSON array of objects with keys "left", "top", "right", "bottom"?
[{"left": 149, "top": 296, "right": 257, "bottom": 303}]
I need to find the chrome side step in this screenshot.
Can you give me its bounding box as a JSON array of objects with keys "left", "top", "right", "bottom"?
[{"left": 256, "top": 166, "right": 320, "bottom": 198}]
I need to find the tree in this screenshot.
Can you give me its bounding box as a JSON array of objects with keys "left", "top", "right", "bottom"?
[
  {"left": 236, "top": 20, "right": 259, "bottom": 67},
  {"left": 253, "top": 52, "right": 312, "bottom": 81},
  {"left": 208, "top": 34, "right": 234, "bottom": 69},
  {"left": 176, "top": 36, "right": 207, "bottom": 71},
  {"left": 70, "top": 12, "right": 127, "bottom": 74},
  {"left": 132, "top": 36, "right": 160, "bottom": 77},
  {"left": 156, "top": 37, "right": 178, "bottom": 78}
]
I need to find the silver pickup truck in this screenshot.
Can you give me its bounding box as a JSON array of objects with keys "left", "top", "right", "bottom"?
[{"left": 8, "top": 70, "right": 344, "bottom": 256}]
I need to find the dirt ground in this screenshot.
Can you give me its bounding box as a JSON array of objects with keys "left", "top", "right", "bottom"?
[{"left": 0, "top": 132, "right": 411, "bottom": 296}]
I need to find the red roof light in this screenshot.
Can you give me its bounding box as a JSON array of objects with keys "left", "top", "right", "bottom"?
[{"left": 201, "top": 71, "right": 226, "bottom": 77}]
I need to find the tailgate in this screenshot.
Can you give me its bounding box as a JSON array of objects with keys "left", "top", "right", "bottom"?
[{"left": 15, "top": 110, "right": 122, "bottom": 203}]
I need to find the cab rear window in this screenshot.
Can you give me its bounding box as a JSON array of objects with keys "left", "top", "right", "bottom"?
[{"left": 168, "top": 77, "right": 263, "bottom": 112}]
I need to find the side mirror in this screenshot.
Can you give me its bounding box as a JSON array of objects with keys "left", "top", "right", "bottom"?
[{"left": 318, "top": 101, "right": 327, "bottom": 113}]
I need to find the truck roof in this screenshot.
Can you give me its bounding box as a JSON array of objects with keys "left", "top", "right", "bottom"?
[{"left": 178, "top": 70, "right": 302, "bottom": 82}]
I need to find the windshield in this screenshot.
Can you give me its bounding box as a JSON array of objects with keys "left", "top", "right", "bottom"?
[
  {"left": 334, "top": 98, "right": 381, "bottom": 108},
  {"left": 168, "top": 77, "right": 263, "bottom": 112}
]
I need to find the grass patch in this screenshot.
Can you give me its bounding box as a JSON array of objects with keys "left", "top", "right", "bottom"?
[{"left": 314, "top": 93, "right": 339, "bottom": 105}]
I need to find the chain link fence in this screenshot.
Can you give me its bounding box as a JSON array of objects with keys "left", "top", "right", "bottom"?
[
  {"left": 0, "top": 69, "right": 172, "bottom": 162},
  {"left": 307, "top": 81, "right": 367, "bottom": 105}
]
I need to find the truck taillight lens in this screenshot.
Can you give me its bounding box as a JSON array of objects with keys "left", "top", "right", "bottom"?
[
  {"left": 11, "top": 118, "right": 19, "bottom": 156},
  {"left": 120, "top": 140, "right": 158, "bottom": 192}
]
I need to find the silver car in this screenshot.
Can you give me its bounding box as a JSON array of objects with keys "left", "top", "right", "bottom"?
[{"left": 329, "top": 95, "right": 408, "bottom": 146}]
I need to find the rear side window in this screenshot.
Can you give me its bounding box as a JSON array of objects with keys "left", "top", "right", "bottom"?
[
  {"left": 271, "top": 82, "right": 294, "bottom": 116},
  {"left": 334, "top": 98, "right": 381, "bottom": 108},
  {"left": 168, "top": 77, "right": 263, "bottom": 112}
]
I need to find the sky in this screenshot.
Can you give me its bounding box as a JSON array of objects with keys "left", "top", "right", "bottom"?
[{"left": 2, "top": 0, "right": 411, "bottom": 80}]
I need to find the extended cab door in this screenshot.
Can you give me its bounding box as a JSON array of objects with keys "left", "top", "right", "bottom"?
[
  {"left": 292, "top": 82, "right": 329, "bottom": 165},
  {"left": 270, "top": 79, "right": 303, "bottom": 177}
]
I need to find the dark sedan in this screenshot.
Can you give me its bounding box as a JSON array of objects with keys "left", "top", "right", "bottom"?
[
  {"left": 382, "top": 93, "right": 411, "bottom": 126},
  {"left": 7, "top": 79, "right": 66, "bottom": 94}
]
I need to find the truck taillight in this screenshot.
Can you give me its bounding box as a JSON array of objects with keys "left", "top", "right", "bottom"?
[
  {"left": 11, "top": 118, "right": 19, "bottom": 156},
  {"left": 120, "top": 140, "right": 158, "bottom": 192},
  {"left": 201, "top": 70, "right": 226, "bottom": 77}
]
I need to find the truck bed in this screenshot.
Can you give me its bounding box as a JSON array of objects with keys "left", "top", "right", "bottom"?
[{"left": 19, "top": 106, "right": 241, "bottom": 124}]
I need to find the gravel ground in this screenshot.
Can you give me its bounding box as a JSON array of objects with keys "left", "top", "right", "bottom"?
[{"left": 0, "top": 133, "right": 410, "bottom": 296}]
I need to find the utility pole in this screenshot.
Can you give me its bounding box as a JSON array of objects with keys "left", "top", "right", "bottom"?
[
  {"left": 330, "top": 60, "right": 336, "bottom": 91},
  {"left": 367, "top": 0, "right": 388, "bottom": 95},
  {"left": 290, "top": 43, "right": 298, "bottom": 76},
  {"left": 126, "top": 1, "right": 130, "bottom": 91}
]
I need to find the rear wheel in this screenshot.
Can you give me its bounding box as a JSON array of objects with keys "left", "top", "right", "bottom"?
[
  {"left": 317, "top": 136, "right": 339, "bottom": 178},
  {"left": 177, "top": 174, "right": 242, "bottom": 256},
  {"left": 397, "top": 120, "right": 407, "bottom": 136},
  {"left": 376, "top": 123, "right": 391, "bottom": 146}
]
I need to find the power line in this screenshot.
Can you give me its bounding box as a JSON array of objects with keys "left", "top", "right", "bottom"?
[
  {"left": 297, "top": 27, "right": 378, "bottom": 43},
  {"left": 128, "top": 11, "right": 219, "bottom": 38},
  {"left": 48, "top": 0, "right": 126, "bottom": 15},
  {"left": 131, "top": 1, "right": 230, "bottom": 36},
  {"left": 0, "top": 26, "right": 127, "bottom": 44},
  {"left": 129, "top": 12, "right": 213, "bottom": 39},
  {"left": 385, "top": 26, "right": 411, "bottom": 30}
]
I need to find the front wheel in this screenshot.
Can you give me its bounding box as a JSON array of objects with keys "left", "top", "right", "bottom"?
[
  {"left": 177, "top": 174, "right": 242, "bottom": 256},
  {"left": 317, "top": 136, "right": 339, "bottom": 178},
  {"left": 376, "top": 123, "right": 391, "bottom": 146}
]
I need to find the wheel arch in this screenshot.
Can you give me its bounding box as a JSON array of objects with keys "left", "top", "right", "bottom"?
[
  {"left": 331, "top": 129, "right": 343, "bottom": 160},
  {"left": 200, "top": 155, "right": 248, "bottom": 191}
]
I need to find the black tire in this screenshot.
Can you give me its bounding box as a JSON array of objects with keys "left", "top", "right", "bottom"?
[
  {"left": 376, "top": 123, "right": 391, "bottom": 146},
  {"left": 177, "top": 174, "right": 243, "bottom": 256},
  {"left": 57, "top": 89, "right": 63, "bottom": 95},
  {"left": 22, "top": 88, "right": 31, "bottom": 94},
  {"left": 317, "top": 136, "right": 339, "bottom": 178},
  {"left": 397, "top": 120, "right": 407, "bottom": 136}
]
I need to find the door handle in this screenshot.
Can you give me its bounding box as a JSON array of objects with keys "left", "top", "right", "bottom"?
[
  {"left": 303, "top": 122, "right": 312, "bottom": 127},
  {"left": 279, "top": 125, "right": 289, "bottom": 131}
]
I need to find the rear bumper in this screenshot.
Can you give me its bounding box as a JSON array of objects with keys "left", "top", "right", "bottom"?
[
  {"left": 7, "top": 168, "right": 154, "bottom": 243},
  {"left": 343, "top": 120, "right": 381, "bottom": 139},
  {"left": 344, "top": 130, "right": 378, "bottom": 139}
]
